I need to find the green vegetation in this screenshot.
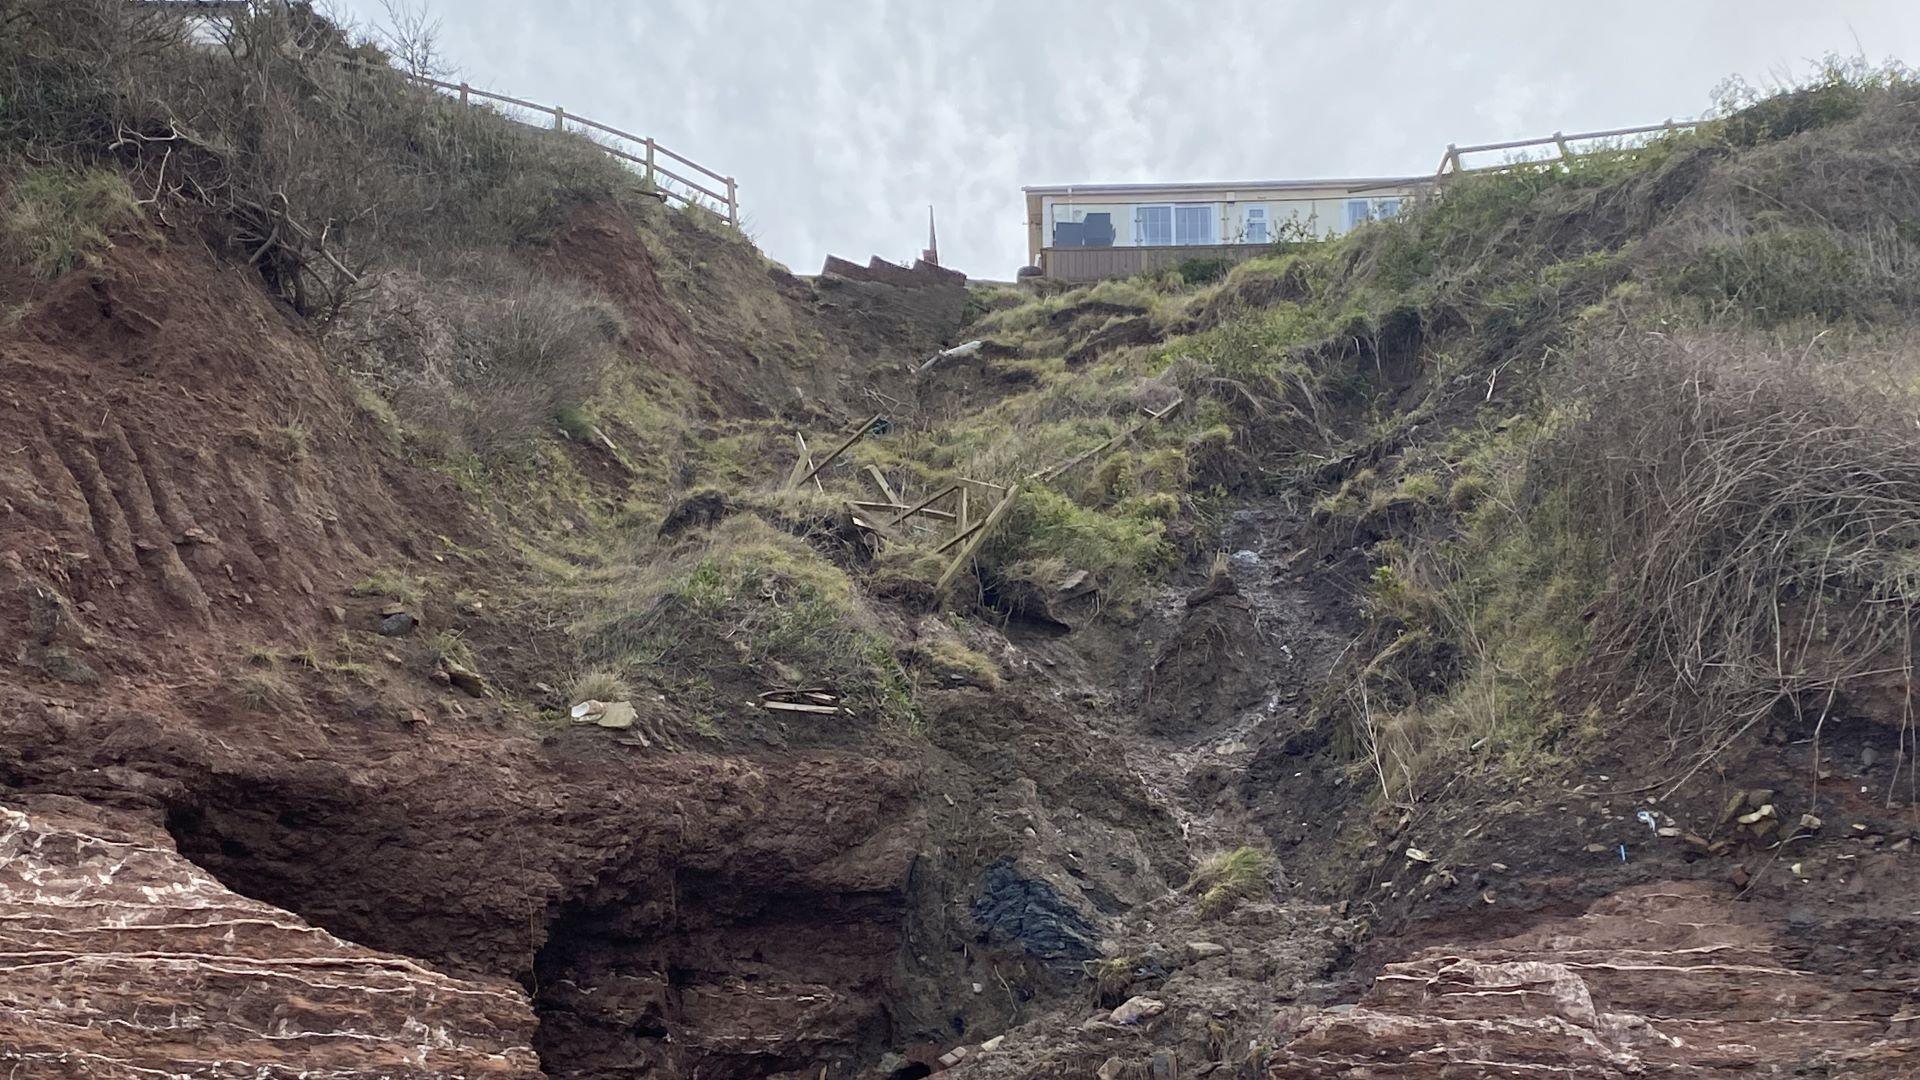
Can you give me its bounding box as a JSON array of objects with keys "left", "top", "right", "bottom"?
[
  {"left": 1190, "top": 846, "right": 1274, "bottom": 917},
  {"left": 2, "top": 0, "right": 652, "bottom": 464},
  {"left": 578, "top": 515, "right": 916, "bottom": 728},
  {"left": 1307, "top": 63, "right": 1920, "bottom": 804},
  {"left": 908, "top": 625, "right": 1001, "bottom": 690},
  {"left": 425, "top": 629, "right": 476, "bottom": 670},
  {"left": 936, "top": 60, "right": 1920, "bottom": 806},
  {"left": 0, "top": 164, "right": 142, "bottom": 279},
  {"left": 350, "top": 568, "right": 426, "bottom": 609}
]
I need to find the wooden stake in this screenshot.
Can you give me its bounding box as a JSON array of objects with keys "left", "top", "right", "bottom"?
[
  {"left": 865, "top": 465, "right": 901, "bottom": 505},
  {"left": 789, "top": 414, "right": 883, "bottom": 492},
  {"left": 936, "top": 485, "right": 1020, "bottom": 595},
  {"left": 782, "top": 432, "right": 818, "bottom": 493}
]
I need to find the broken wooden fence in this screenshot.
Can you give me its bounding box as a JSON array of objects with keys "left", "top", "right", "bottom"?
[
  {"left": 779, "top": 416, "right": 1017, "bottom": 595},
  {"left": 779, "top": 396, "right": 1182, "bottom": 596}
]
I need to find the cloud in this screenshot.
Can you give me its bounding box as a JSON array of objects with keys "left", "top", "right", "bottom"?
[{"left": 326, "top": 0, "right": 1920, "bottom": 278}]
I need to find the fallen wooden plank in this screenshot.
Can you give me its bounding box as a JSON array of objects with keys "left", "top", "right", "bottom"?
[
  {"left": 848, "top": 510, "right": 896, "bottom": 538},
  {"left": 936, "top": 484, "right": 1021, "bottom": 594},
  {"left": 957, "top": 477, "right": 1008, "bottom": 493},
  {"left": 758, "top": 687, "right": 831, "bottom": 699},
  {"left": 851, "top": 499, "right": 956, "bottom": 521},
  {"left": 885, "top": 483, "right": 958, "bottom": 528},
  {"left": 1031, "top": 398, "right": 1183, "bottom": 483},
  {"left": 782, "top": 432, "right": 815, "bottom": 493},
  {"left": 915, "top": 339, "right": 983, "bottom": 375},
  {"left": 934, "top": 520, "right": 984, "bottom": 555},
  {"left": 756, "top": 699, "right": 843, "bottom": 715}
]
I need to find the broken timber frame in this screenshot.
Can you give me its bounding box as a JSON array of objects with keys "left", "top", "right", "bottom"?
[
  {"left": 777, "top": 418, "right": 1023, "bottom": 599},
  {"left": 935, "top": 484, "right": 1021, "bottom": 595},
  {"left": 782, "top": 414, "right": 883, "bottom": 494}
]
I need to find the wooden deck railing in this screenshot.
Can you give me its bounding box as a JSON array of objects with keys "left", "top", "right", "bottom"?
[
  {"left": 1435, "top": 119, "right": 1696, "bottom": 179},
  {"left": 396, "top": 72, "right": 738, "bottom": 226}
]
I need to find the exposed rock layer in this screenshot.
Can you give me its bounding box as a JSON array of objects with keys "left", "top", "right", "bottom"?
[
  {"left": 1269, "top": 882, "right": 1920, "bottom": 1077},
  {"left": 0, "top": 798, "right": 542, "bottom": 1078}
]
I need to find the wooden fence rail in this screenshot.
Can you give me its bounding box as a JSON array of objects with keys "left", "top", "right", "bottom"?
[
  {"left": 1435, "top": 119, "right": 1696, "bottom": 179},
  {"left": 396, "top": 71, "right": 739, "bottom": 225}
]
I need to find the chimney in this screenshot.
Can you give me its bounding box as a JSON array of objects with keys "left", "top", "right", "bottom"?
[{"left": 921, "top": 205, "right": 939, "bottom": 267}]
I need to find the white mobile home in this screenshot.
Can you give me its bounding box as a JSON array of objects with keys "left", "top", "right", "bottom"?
[{"left": 1023, "top": 176, "right": 1429, "bottom": 281}]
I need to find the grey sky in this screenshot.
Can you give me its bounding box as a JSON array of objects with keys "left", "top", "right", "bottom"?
[{"left": 325, "top": 1, "right": 1920, "bottom": 279}]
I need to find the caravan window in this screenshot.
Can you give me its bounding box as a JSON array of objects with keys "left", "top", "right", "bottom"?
[
  {"left": 1245, "top": 206, "right": 1268, "bottom": 244},
  {"left": 1345, "top": 197, "right": 1404, "bottom": 231},
  {"left": 1138, "top": 203, "right": 1215, "bottom": 245},
  {"left": 1138, "top": 205, "right": 1173, "bottom": 245},
  {"left": 1174, "top": 204, "right": 1214, "bottom": 245}
]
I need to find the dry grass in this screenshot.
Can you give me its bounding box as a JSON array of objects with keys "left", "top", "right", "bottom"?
[
  {"left": 341, "top": 267, "right": 625, "bottom": 459},
  {"left": 350, "top": 567, "right": 425, "bottom": 609},
  {"left": 1536, "top": 331, "right": 1920, "bottom": 783},
  {"left": 1189, "top": 846, "right": 1274, "bottom": 918},
  {"left": 568, "top": 668, "right": 631, "bottom": 704},
  {"left": 229, "top": 669, "right": 299, "bottom": 713}
]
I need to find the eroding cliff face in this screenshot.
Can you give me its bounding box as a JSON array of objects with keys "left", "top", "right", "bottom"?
[
  {"left": 0, "top": 798, "right": 542, "bottom": 1078},
  {"left": 1268, "top": 882, "right": 1920, "bottom": 1078}
]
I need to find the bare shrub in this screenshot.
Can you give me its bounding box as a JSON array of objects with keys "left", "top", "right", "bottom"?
[
  {"left": 1535, "top": 330, "right": 1920, "bottom": 781},
  {"left": 334, "top": 263, "right": 624, "bottom": 458}
]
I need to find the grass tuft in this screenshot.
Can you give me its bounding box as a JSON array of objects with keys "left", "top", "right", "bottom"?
[
  {"left": 1190, "top": 846, "right": 1275, "bottom": 918},
  {"left": 568, "top": 668, "right": 631, "bottom": 704},
  {"left": 1, "top": 164, "right": 143, "bottom": 279}
]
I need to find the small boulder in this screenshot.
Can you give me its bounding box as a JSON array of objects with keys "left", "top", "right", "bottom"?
[
  {"left": 378, "top": 611, "right": 417, "bottom": 637},
  {"left": 1185, "top": 942, "right": 1227, "bottom": 962},
  {"left": 441, "top": 659, "right": 488, "bottom": 698},
  {"left": 1110, "top": 996, "right": 1165, "bottom": 1026},
  {"left": 595, "top": 701, "right": 637, "bottom": 729}
]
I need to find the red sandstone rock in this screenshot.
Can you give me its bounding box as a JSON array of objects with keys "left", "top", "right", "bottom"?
[
  {"left": 1268, "top": 882, "right": 1920, "bottom": 1078},
  {"left": 0, "top": 798, "right": 542, "bottom": 1077}
]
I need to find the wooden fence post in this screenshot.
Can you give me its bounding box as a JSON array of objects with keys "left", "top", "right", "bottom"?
[
  {"left": 936, "top": 486, "right": 1021, "bottom": 596},
  {"left": 458, "top": 81, "right": 470, "bottom": 105},
  {"left": 725, "top": 177, "right": 738, "bottom": 226},
  {"left": 644, "top": 138, "right": 657, "bottom": 186},
  {"left": 553, "top": 106, "right": 565, "bottom": 131}
]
